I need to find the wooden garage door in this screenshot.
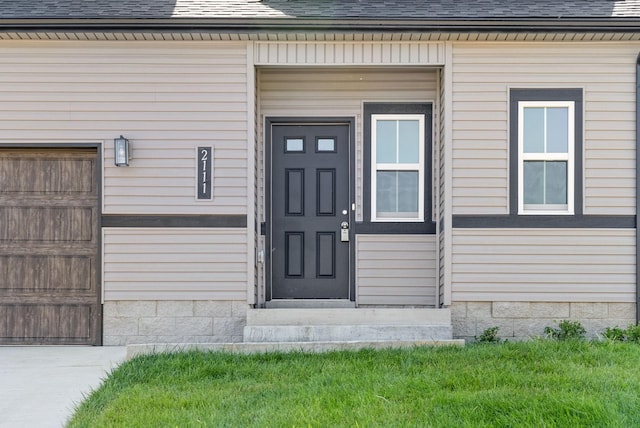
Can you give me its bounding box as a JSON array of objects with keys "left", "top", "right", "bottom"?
[{"left": 0, "top": 148, "right": 100, "bottom": 345}]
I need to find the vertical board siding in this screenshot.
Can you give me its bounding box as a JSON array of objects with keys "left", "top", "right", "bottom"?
[
  {"left": 451, "top": 43, "right": 637, "bottom": 215},
  {"left": 356, "top": 235, "right": 437, "bottom": 306},
  {"left": 103, "top": 229, "right": 247, "bottom": 301},
  {"left": 259, "top": 67, "right": 438, "bottom": 224},
  {"left": 255, "top": 42, "right": 445, "bottom": 66},
  {"left": 0, "top": 41, "right": 248, "bottom": 215},
  {"left": 452, "top": 228, "right": 636, "bottom": 302}
]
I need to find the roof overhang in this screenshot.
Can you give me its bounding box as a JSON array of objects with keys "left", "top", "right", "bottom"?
[{"left": 1, "top": 18, "right": 640, "bottom": 42}]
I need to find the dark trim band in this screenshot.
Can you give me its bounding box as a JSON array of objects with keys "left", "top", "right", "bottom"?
[
  {"left": 101, "top": 215, "right": 247, "bottom": 228},
  {"left": 453, "top": 215, "right": 636, "bottom": 229},
  {"left": 355, "top": 222, "right": 437, "bottom": 234}
]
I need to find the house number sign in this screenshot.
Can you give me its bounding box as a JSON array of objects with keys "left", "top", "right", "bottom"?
[{"left": 197, "top": 146, "right": 213, "bottom": 200}]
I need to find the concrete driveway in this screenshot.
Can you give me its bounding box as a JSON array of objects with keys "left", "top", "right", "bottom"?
[{"left": 0, "top": 346, "right": 127, "bottom": 428}]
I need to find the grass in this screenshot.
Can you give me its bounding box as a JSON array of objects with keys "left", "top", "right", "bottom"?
[{"left": 68, "top": 341, "right": 640, "bottom": 427}]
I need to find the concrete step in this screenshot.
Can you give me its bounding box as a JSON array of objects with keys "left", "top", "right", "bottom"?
[
  {"left": 244, "top": 324, "right": 453, "bottom": 343},
  {"left": 244, "top": 308, "right": 453, "bottom": 343},
  {"left": 247, "top": 308, "right": 451, "bottom": 326}
]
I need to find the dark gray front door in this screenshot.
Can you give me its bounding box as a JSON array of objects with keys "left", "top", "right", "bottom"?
[{"left": 268, "top": 122, "right": 351, "bottom": 299}]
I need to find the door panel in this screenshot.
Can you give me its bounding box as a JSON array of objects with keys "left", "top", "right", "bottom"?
[{"left": 269, "top": 123, "right": 351, "bottom": 299}]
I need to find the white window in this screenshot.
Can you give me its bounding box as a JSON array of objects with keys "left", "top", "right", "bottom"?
[
  {"left": 518, "top": 101, "right": 574, "bottom": 215},
  {"left": 371, "top": 114, "right": 425, "bottom": 222}
]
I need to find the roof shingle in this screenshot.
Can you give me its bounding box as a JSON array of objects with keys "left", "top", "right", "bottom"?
[{"left": 1, "top": 0, "right": 639, "bottom": 20}]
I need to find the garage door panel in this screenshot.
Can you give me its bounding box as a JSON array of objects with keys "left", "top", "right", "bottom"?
[
  {"left": 0, "top": 304, "right": 94, "bottom": 344},
  {"left": 0, "top": 245, "right": 97, "bottom": 255},
  {"left": 0, "top": 255, "right": 93, "bottom": 292},
  {"left": 0, "top": 295, "right": 98, "bottom": 305},
  {"left": 0, "top": 148, "right": 100, "bottom": 345},
  {"left": 0, "top": 206, "right": 94, "bottom": 242},
  {"left": 0, "top": 154, "right": 95, "bottom": 194}
]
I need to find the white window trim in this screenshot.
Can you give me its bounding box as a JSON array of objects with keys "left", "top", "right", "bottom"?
[
  {"left": 371, "top": 114, "right": 425, "bottom": 222},
  {"left": 517, "top": 101, "right": 575, "bottom": 215}
]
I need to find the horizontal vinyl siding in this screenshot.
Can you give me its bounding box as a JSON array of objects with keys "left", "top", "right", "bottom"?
[
  {"left": 259, "top": 67, "right": 438, "bottom": 223},
  {"left": 0, "top": 41, "right": 248, "bottom": 215},
  {"left": 452, "top": 228, "right": 636, "bottom": 303},
  {"left": 451, "top": 43, "right": 637, "bottom": 215},
  {"left": 103, "top": 228, "right": 247, "bottom": 301},
  {"left": 260, "top": 68, "right": 437, "bottom": 116},
  {"left": 356, "top": 235, "right": 437, "bottom": 306}
]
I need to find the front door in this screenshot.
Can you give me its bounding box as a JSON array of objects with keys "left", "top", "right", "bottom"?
[{"left": 267, "top": 121, "right": 352, "bottom": 300}]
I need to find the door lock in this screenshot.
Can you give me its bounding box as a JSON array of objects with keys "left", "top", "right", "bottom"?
[{"left": 340, "top": 221, "right": 349, "bottom": 242}]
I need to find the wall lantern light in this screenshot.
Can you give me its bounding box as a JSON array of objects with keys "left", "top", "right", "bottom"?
[{"left": 114, "top": 135, "right": 130, "bottom": 167}]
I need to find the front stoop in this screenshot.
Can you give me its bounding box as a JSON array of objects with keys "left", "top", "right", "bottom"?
[
  {"left": 243, "top": 308, "right": 455, "bottom": 343},
  {"left": 125, "top": 308, "right": 464, "bottom": 359}
]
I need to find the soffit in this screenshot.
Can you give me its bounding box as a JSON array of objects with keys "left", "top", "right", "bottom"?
[{"left": 1, "top": 31, "right": 639, "bottom": 42}]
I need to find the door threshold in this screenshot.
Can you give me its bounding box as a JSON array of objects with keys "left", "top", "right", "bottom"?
[{"left": 265, "top": 299, "right": 356, "bottom": 309}]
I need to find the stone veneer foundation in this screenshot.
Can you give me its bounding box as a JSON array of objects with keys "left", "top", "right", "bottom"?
[
  {"left": 104, "top": 300, "right": 637, "bottom": 345},
  {"left": 452, "top": 301, "right": 637, "bottom": 342},
  {"left": 103, "top": 301, "right": 247, "bottom": 346}
]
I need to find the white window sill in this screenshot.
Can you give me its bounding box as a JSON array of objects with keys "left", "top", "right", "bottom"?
[
  {"left": 371, "top": 218, "right": 424, "bottom": 222},
  {"left": 518, "top": 210, "right": 574, "bottom": 216}
]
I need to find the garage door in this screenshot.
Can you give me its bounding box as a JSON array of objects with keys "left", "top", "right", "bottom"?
[{"left": 0, "top": 148, "right": 101, "bottom": 345}]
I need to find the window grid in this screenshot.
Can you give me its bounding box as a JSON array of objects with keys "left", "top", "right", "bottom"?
[
  {"left": 371, "top": 114, "right": 425, "bottom": 222},
  {"left": 518, "top": 101, "right": 575, "bottom": 215}
]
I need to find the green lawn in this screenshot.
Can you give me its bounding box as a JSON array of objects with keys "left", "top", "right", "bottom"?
[{"left": 68, "top": 341, "right": 640, "bottom": 427}]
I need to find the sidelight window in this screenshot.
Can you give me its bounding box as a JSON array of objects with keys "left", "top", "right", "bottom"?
[{"left": 371, "top": 114, "right": 425, "bottom": 221}]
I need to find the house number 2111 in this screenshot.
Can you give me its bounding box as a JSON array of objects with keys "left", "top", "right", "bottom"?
[{"left": 197, "top": 146, "right": 213, "bottom": 200}]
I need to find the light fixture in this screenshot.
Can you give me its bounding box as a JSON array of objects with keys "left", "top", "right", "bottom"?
[{"left": 114, "top": 135, "right": 130, "bottom": 167}]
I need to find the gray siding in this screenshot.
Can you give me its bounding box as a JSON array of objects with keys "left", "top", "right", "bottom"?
[
  {"left": 1, "top": 40, "right": 252, "bottom": 303},
  {"left": 0, "top": 40, "right": 249, "bottom": 215},
  {"left": 451, "top": 228, "right": 636, "bottom": 303},
  {"left": 103, "top": 229, "right": 248, "bottom": 301},
  {"left": 356, "top": 235, "right": 438, "bottom": 306},
  {"left": 451, "top": 43, "right": 637, "bottom": 215}
]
